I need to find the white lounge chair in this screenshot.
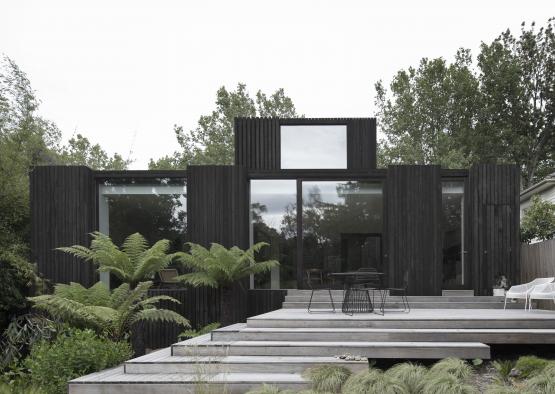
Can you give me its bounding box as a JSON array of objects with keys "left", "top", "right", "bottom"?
[
  {"left": 504, "top": 277, "right": 554, "bottom": 310},
  {"left": 528, "top": 282, "right": 555, "bottom": 310}
]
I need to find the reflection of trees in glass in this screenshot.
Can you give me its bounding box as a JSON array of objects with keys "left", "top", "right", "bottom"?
[{"left": 107, "top": 194, "right": 186, "bottom": 252}]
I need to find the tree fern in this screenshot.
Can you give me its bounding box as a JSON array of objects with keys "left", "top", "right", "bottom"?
[
  {"left": 57, "top": 232, "right": 176, "bottom": 287},
  {"left": 29, "top": 281, "right": 189, "bottom": 340}
]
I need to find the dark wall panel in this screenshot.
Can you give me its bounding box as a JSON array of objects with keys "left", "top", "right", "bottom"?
[
  {"left": 30, "top": 166, "right": 97, "bottom": 286},
  {"left": 235, "top": 118, "right": 376, "bottom": 171},
  {"left": 469, "top": 164, "right": 520, "bottom": 295},
  {"left": 386, "top": 165, "right": 442, "bottom": 295}
]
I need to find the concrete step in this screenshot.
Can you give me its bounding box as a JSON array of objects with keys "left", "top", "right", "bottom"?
[
  {"left": 211, "top": 324, "right": 555, "bottom": 344},
  {"left": 247, "top": 309, "right": 555, "bottom": 329},
  {"left": 69, "top": 367, "right": 308, "bottom": 394},
  {"left": 284, "top": 295, "right": 502, "bottom": 302},
  {"left": 172, "top": 339, "right": 490, "bottom": 360},
  {"left": 443, "top": 290, "right": 475, "bottom": 296},
  {"left": 282, "top": 301, "right": 523, "bottom": 309},
  {"left": 125, "top": 348, "right": 368, "bottom": 374}
]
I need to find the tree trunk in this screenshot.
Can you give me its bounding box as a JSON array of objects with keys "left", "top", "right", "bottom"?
[{"left": 219, "top": 285, "right": 235, "bottom": 327}]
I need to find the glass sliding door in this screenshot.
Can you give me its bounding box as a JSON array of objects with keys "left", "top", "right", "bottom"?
[
  {"left": 301, "top": 181, "right": 383, "bottom": 287},
  {"left": 441, "top": 181, "right": 465, "bottom": 288},
  {"left": 250, "top": 180, "right": 297, "bottom": 289}
]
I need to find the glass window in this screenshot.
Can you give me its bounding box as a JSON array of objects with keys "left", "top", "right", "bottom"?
[
  {"left": 250, "top": 180, "right": 297, "bottom": 289},
  {"left": 302, "top": 181, "right": 383, "bottom": 285},
  {"left": 441, "top": 181, "right": 464, "bottom": 288},
  {"left": 98, "top": 178, "right": 187, "bottom": 252},
  {"left": 281, "top": 125, "right": 347, "bottom": 169}
]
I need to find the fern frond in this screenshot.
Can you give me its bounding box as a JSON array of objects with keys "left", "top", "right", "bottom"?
[
  {"left": 175, "top": 272, "right": 218, "bottom": 288},
  {"left": 139, "top": 295, "right": 181, "bottom": 307},
  {"left": 110, "top": 283, "right": 131, "bottom": 308},
  {"left": 130, "top": 308, "right": 190, "bottom": 328},
  {"left": 122, "top": 233, "right": 149, "bottom": 265},
  {"left": 56, "top": 245, "right": 94, "bottom": 261}
]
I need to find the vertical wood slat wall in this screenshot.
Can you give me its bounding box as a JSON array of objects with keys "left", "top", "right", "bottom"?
[
  {"left": 30, "top": 166, "right": 97, "bottom": 287},
  {"left": 469, "top": 164, "right": 520, "bottom": 295},
  {"left": 385, "top": 165, "right": 442, "bottom": 295},
  {"left": 234, "top": 118, "right": 376, "bottom": 171}
]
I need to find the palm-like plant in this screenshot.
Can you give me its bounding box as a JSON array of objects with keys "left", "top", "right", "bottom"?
[
  {"left": 174, "top": 242, "right": 279, "bottom": 325},
  {"left": 58, "top": 232, "right": 175, "bottom": 288},
  {"left": 28, "top": 281, "right": 190, "bottom": 341}
]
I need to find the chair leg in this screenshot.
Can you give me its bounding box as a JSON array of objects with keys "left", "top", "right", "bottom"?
[
  {"left": 504, "top": 295, "right": 507, "bottom": 310},
  {"left": 328, "top": 288, "right": 336, "bottom": 313},
  {"left": 308, "top": 289, "right": 315, "bottom": 313}
]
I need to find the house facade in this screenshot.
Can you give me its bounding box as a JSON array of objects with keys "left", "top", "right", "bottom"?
[
  {"left": 520, "top": 172, "right": 555, "bottom": 220},
  {"left": 30, "top": 118, "right": 521, "bottom": 296}
]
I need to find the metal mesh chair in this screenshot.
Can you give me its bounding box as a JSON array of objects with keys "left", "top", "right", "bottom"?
[
  {"left": 384, "top": 270, "right": 410, "bottom": 313},
  {"left": 306, "top": 269, "right": 336, "bottom": 313}
]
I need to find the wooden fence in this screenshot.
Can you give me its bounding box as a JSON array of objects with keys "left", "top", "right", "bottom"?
[
  {"left": 521, "top": 238, "right": 555, "bottom": 310},
  {"left": 521, "top": 238, "right": 555, "bottom": 282},
  {"left": 137, "top": 288, "right": 286, "bottom": 352}
]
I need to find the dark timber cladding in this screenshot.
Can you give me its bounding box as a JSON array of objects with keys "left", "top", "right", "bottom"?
[
  {"left": 30, "top": 166, "right": 97, "bottom": 286},
  {"left": 469, "top": 164, "right": 520, "bottom": 295},
  {"left": 186, "top": 165, "right": 249, "bottom": 249},
  {"left": 386, "top": 165, "right": 442, "bottom": 296},
  {"left": 234, "top": 118, "right": 377, "bottom": 170}
]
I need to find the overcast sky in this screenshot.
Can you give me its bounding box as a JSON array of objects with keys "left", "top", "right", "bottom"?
[{"left": 1, "top": 0, "right": 553, "bottom": 169}]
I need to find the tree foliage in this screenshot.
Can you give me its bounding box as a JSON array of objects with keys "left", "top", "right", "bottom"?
[
  {"left": 520, "top": 195, "right": 555, "bottom": 243},
  {"left": 0, "top": 56, "right": 128, "bottom": 255},
  {"left": 149, "top": 83, "right": 300, "bottom": 169},
  {"left": 28, "top": 281, "right": 189, "bottom": 340},
  {"left": 376, "top": 18, "right": 555, "bottom": 188},
  {"left": 58, "top": 232, "right": 176, "bottom": 288}
]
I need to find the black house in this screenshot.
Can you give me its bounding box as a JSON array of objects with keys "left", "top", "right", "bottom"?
[{"left": 30, "top": 118, "right": 520, "bottom": 296}]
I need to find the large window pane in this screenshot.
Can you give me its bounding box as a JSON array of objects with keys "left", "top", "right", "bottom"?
[
  {"left": 250, "top": 180, "right": 297, "bottom": 289},
  {"left": 98, "top": 179, "right": 187, "bottom": 252},
  {"left": 442, "top": 181, "right": 464, "bottom": 288},
  {"left": 302, "top": 181, "right": 382, "bottom": 285},
  {"left": 281, "top": 125, "right": 347, "bottom": 169}
]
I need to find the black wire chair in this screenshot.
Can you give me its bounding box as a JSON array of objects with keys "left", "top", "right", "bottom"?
[
  {"left": 306, "top": 269, "right": 336, "bottom": 313},
  {"left": 384, "top": 270, "right": 411, "bottom": 313}
]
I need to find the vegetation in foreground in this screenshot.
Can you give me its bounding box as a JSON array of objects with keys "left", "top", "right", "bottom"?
[{"left": 247, "top": 357, "right": 555, "bottom": 394}]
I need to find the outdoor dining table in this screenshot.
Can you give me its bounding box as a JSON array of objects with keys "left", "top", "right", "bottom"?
[{"left": 328, "top": 271, "right": 385, "bottom": 315}]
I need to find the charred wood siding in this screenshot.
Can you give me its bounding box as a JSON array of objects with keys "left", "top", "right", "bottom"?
[
  {"left": 186, "top": 165, "right": 249, "bottom": 249},
  {"left": 234, "top": 118, "right": 376, "bottom": 171},
  {"left": 30, "top": 166, "right": 97, "bottom": 286},
  {"left": 469, "top": 164, "right": 520, "bottom": 295},
  {"left": 386, "top": 165, "right": 442, "bottom": 295}
]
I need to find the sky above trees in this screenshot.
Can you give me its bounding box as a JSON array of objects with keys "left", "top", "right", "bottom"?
[{"left": 1, "top": 0, "right": 553, "bottom": 169}]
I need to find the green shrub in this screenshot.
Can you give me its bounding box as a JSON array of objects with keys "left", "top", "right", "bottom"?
[
  {"left": 0, "top": 252, "right": 44, "bottom": 315},
  {"left": 302, "top": 365, "right": 352, "bottom": 393},
  {"left": 24, "top": 329, "right": 132, "bottom": 394},
  {"left": 342, "top": 368, "right": 408, "bottom": 394},
  {"left": 385, "top": 362, "right": 427, "bottom": 393},
  {"left": 0, "top": 382, "right": 45, "bottom": 394},
  {"left": 421, "top": 372, "right": 478, "bottom": 394},
  {"left": 513, "top": 355, "right": 549, "bottom": 378},
  {"left": 428, "top": 358, "right": 473, "bottom": 380}
]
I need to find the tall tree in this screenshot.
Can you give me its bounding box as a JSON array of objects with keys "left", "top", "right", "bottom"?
[
  {"left": 149, "top": 83, "right": 300, "bottom": 169},
  {"left": 0, "top": 56, "right": 128, "bottom": 254},
  {"left": 376, "top": 18, "right": 555, "bottom": 188}
]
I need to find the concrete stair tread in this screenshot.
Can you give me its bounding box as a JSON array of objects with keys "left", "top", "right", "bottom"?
[
  {"left": 70, "top": 366, "right": 306, "bottom": 383},
  {"left": 177, "top": 340, "right": 489, "bottom": 348},
  {"left": 230, "top": 327, "right": 555, "bottom": 333}
]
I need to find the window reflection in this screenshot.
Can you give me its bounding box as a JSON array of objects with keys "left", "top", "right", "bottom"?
[
  {"left": 302, "top": 181, "right": 383, "bottom": 286},
  {"left": 442, "top": 182, "right": 464, "bottom": 288},
  {"left": 250, "top": 180, "right": 297, "bottom": 289},
  {"left": 280, "top": 125, "right": 347, "bottom": 169}
]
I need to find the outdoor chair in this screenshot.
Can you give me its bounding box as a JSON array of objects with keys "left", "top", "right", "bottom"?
[
  {"left": 306, "top": 269, "right": 336, "bottom": 313},
  {"left": 353, "top": 267, "right": 387, "bottom": 314},
  {"left": 156, "top": 268, "right": 180, "bottom": 288},
  {"left": 504, "top": 277, "right": 554, "bottom": 310},
  {"left": 383, "top": 270, "right": 410, "bottom": 313},
  {"left": 528, "top": 282, "right": 555, "bottom": 310}
]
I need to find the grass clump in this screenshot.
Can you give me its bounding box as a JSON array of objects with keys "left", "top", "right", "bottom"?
[
  {"left": 513, "top": 355, "right": 549, "bottom": 378},
  {"left": 421, "top": 372, "right": 478, "bottom": 394},
  {"left": 341, "top": 368, "right": 408, "bottom": 394},
  {"left": 302, "top": 365, "right": 352, "bottom": 393},
  {"left": 246, "top": 384, "right": 297, "bottom": 394},
  {"left": 484, "top": 383, "right": 521, "bottom": 394},
  {"left": 523, "top": 370, "right": 555, "bottom": 394},
  {"left": 385, "top": 362, "right": 427, "bottom": 393},
  {"left": 491, "top": 360, "right": 515, "bottom": 382},
  {"left": 428, "top": 357, "right": 473, "bottom": 380}
]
